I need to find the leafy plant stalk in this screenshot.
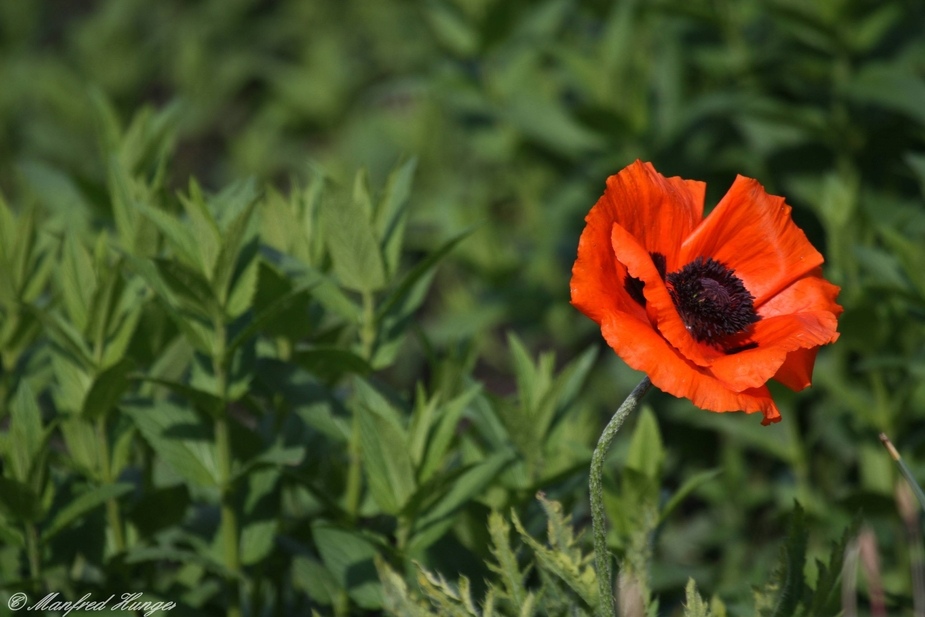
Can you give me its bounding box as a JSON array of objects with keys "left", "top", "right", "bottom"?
[
  {"left": 25, "top": 521, "right": 41, "bottom": 582},
  {"left": 590, "top": 377, "right": 651, "bottom": 617},
  {"left": 97, "top": 416, "right": 126, "bottom": 553},
  {"left": 214, "top": 322, "right": 241, "bottom": 617}
]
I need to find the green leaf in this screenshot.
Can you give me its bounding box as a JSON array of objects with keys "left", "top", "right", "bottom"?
[
  {"left": 42, "top": 482, "right": 133, "bottom": 541},
  {"left": 125, "top": 401, "right": 220, "bottom": 487},
  {"left": 125, "top": 255, "right": 214, "bottom": 353},
  {"left": 312, "top": 522, "right": 383, "bottom": 609},
  {"left": 626, "top": 405, "right": 664, "bottom": 479},
  {"left": 58, "top": 233, "right": 97, "bottom": 334},
  {"left": 375, "top": 158, "right": 417, "bottom": 277},
  {"left": 262, "top": 248, "right": 360, "bottom": 321},
  {"left": 683, "top": 579, "right": 713, "bottom": 617},
  {"left": 355, "top": 380, "right": 416, "bottom": 514},
  {"left": 135, "top": 201, "right": 202, "bottom": 271},
  {"left": 81, "top": 358, "right": 134, "bottom": 421},
  {"left": 213, "top": 195, "right": 259, "bottom": 307},
  {"left": 511, "top": 501, "right": 598, "bottom": 610},
  {"left": 10, "top": 382, "right": 46, "bottom": 484},
  {"left": 0, "top": 477, "right": 42, "bottom": 521},
  {"left": 240, "top": 518, "right": 277, "bottom": 566},
  {"left": 226, "top": 282, "right": 315, "bottom": 357},
  {"left": 31, "top": 307, "right": 95, "bottom": 370},
  {"left": 659, "top": 469, "right": 722, "bottom": 524},
  {"left": 0, "top": 515, "right": 24, "bottom": 547},
  {"left": 487, "top": 511, "right": 527, "bottom": 609},
  {"left": 135, "top": 377, "right": 224, "bottom": 418},
  {"left": 178, "top": 180, "right": 222, "bottom": 278},
  {"left": 153, "top": 257, "right": 221, "bottom": 321},
  {"left": 224, "top": 245, "right": 260, "bottom": 319},
  {"left": 756, "top": 503, "right": 808, "bottom": 617},
  {"left": 321, "top": 184, "right": 387, "bottom": 293},
  {"left": 408, "top": 449, "right": 514, "bottom": 554},
  {"left": 373, "top": 227, "right": 474, "bottom": 367},
  {"left": 293, "top": 347, "right": 372, "bottom": 382},
  {"left": 293, "top": 555, "right": 340, "bottom": 607},
  {"left": 417, "top": 385, "right": 482, "bottom": 483}
]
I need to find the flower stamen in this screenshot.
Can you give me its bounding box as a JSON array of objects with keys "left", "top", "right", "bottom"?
[{"left": 667, "top": 256, "right": 759, "bottom": 346}]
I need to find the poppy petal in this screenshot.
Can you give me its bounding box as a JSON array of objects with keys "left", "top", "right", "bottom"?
[
  {"left": 758, "top": 268, "right": 843, "bottom": 318},
  {"left": 680, "top": 176, "right": 823, "bottom": 306},
  {"left": 571, "top": 200, "right": 642, "bottom": 325},
  {"left": 773, "top": 347, "right": 820, "bottom": 391},
  {"left": 708, "top": 311, "right": 839, "bottom": 391},
  {"left": 602, "top": 160, "right": 705, "bottom": 270},
  {"left": 610, "top": 222, "right": 724, "bottom": 367},
  {"left": 599, "top": 313, "right": 781, "bottom": 423}
]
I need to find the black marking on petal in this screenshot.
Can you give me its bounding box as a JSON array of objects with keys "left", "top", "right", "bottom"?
[
  {"left": 666, "top": 256, "right": 759, "bottom": 346},
  {"left": 623, "top": 252, "right": 668, "bottom": 306},
  {"left": 724, "top": 341, "right": 759, "bottom": 355}
]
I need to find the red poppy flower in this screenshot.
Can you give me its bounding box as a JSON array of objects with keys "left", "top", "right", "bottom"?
[{"left": 571, "top": 161, "right": 841, "bottom": 424}]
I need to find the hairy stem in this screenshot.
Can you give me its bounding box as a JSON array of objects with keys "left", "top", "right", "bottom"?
[{"left": 590, "top": 377, "right": 651, "bottom": 617}]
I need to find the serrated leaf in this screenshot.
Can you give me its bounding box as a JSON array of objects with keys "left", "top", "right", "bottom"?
[
  {"left": 294, "top": 554, "right": 340, "bottom": 607},
  {"left": 757, "top": 503, "right": 808, "bottom": 617},
  {"left": 261, "top": 247, "right": 360, "bottom": 321},
  {"left": 408, "top": 450, "right": 513, "bottom": 554},
  {"left": 153, "top": 257, "right": 221, "bottom": 321},
  {"left": 487, "top": 511, "right": 527, "bottom": 608},
  {"left": 178, "top": 180, "right": 222, "bottom": 278},
  {"left": 213, "top": 196, "right": 259, "bottom": 308},
  {"left": 125, "top": 255, "right": 213, "bottom": 353},
  {"left": 312, "top": 522, "right": 383, "bottom": 609},
  {"left": 375, "top": 158, "right": 417, "bottom": 277},
  {"left": 626, "top": 406, "right": 664, "bottom": 479},
  {"left": 321, "top": 186, "right": 386, "bottom": 293},
  {"left": 355, "top": 382, "right": 416, "bottom": 514},
  {"left": 226, "top": 282, "right": 315, "bottom": 357},
  {"left": 42, "top": 482, "right": 133, "bottom": 541},
  {"left": 373, "top": 227, "right": 473, "bottom": 367},
  {"left": 82, "top": 358, "right": 133, "bottom": 421},
  {"left": 58, "top": 234, "right": 97, "bottom": 334},
  {"left": 511, "top": 505, "right": 597, "bottom": 609},
  {"left": 224, "top": 243, "right": 260, "bottom": 319},
  {"left": 10, "top": 383, "right": 45, "bottom": 483},
  {"left": 683, "top": 579, "right": 712, "bottom": 617},
  {"left": 135, "top": 201, "right": 201, "bottom": 271},
  {"left": 240, "top": 518, "right": 276, "bottom": 566},
  {"left": 32, "top": 306, "right": 95, "bottom": 370},
  {"left": 125, "top": 401, "right": 220, "bottom": 487}
]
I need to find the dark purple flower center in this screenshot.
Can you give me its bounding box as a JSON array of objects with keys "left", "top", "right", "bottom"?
[
  {"left": 665, "top": 256, "right": 759, "bottom": 346},
  {"left": 624, "top": 252, "right": 666, "bottom": 306}
]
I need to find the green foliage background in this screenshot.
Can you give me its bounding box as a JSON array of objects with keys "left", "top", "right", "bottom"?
[{"left": 1, "top": 0, "right": 924, "bottom": 615}]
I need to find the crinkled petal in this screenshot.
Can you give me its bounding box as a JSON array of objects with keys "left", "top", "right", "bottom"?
[
  {"left": 773, "top": 347, "right": 820, "bottom": 391},
  {"left": 758, "top": 268, "right": 843, "bottom": 318},
  {"left": 709, "top": 311, "right": 839, "bottom": 391},
  {"left": 571, "top": 203, "right": 642, "bottom": 325},
  {"left": 681, "top": 176, "right": 823, "bottom": 306},
  {"left": 602, "top": 160, "right": 705, "bottom": 270},
  {"left": 610, "top": 221, "right": 724, "bottom": 367},
  {"left": 600, "top": 313, "right": 781, "bottom": 424}
]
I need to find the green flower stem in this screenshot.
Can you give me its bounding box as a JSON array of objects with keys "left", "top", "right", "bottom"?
[{"left": 590, "top": 377, "right": 651, "bottom": 617}]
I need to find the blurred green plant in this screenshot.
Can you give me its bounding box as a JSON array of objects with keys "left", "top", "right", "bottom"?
[{"left": 0, "top": 0, "right": 925, "bottom": 614}]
